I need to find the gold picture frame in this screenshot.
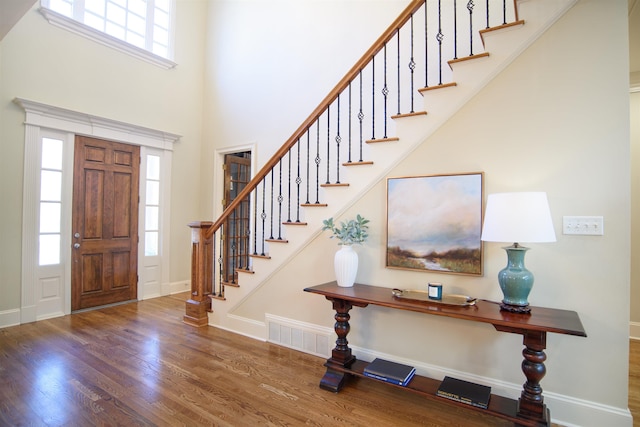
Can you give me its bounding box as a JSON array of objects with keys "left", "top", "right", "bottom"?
[{"left": 386, "top": 172, "right": 484, "bottom": 276}]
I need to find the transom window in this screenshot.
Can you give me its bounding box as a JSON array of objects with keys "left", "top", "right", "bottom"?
[{"left": 40, "top": 0, "right": 175, "bottom": 67}]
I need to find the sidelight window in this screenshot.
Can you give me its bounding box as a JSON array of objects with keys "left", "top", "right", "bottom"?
[
  {"left": 144, "top": 154, "right": 160, "bottom": 256},
  {"left": 39, "top": 137, "right": 64, "bottom": 266}
]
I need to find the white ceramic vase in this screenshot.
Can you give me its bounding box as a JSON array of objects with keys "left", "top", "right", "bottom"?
[{"left": 334, "top": 245, "right": 358, "bottom": 287}]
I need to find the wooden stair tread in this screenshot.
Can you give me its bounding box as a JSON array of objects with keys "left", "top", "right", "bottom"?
[
  {"left": 366, "top": 136, "right": 399, "bottom": 144},
  {"left": 343, "top": 161, "right": 374, "bottom": 166},
  {"left": 235, "top": 268, "right": 254, "bottom": 275},
  {"left": 301, "top": 203, "right": 328, "bottom": 207},
  {"left": 321, "top": 183, "right": 349, "bottom": 187},
  {"left": 448, "top": 51, "right": 490, "bottom": 67},
  {"left": 283, "top": 221, "right": 308, "bottom": 226},
  {"left": 222, "top": 281, "right": 240, "bottom": 287},
  {"left": 419, "top": 82, "right": 457, "bottom": 94},
  {"left": 266, "top": 238, "right": 289, "bottom": 243},
  {"left": 391, "top": 111, "right": 427, "bottom": 119},
  {"left": 250, "top": 253, "right": 271, "bottom": 259},
  {"left": 480, "top": 20, "right": 525, "bottom": 37}
]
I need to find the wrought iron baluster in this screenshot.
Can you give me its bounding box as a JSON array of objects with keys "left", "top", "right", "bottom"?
[
  {"left": 295, "top": 141, "right": 301, "bottom": 222},
  {"left": 397, "top": 30, "right": 401, "bottom": 115},
  {"left": 485, "top": 0, "right": 490, "bottom": 29},
  {"left": 315, "top": 118, "right": 321, "bottom": 204},
  {"left": 409, "top": 13, "right": 416, "bottom": 113},
  {"left": 424, "top": 2, "right": 429, "bottom": 88},
  {"left": 347, "top": 81, "right": 352, "bottom": 163},
  {"left": 371, "top": 56, "right": 376, "bottom": 139},
  {"left": 326, "top": 107, "right": 331, "bottom": 184},
  {"left": 382, "top": 44, "right": 389, "bottom": 139},
  {"left": 218, "top": 226, "right": 224, "bottom": 296},
  {"left": 213, "top": 229, "right": 218, "bottom": 296},
  {"left": 277, "top": 159, "right": 283, "bottom": 239},
  {"left": 467, "top": 0, "right": 475, "bottom": 56},
  {"left": 502, "top": 0, "right": 507, "bottom": 25},
  {"left": 437, "top": 0, "right": 444, "bottom": 85},
  {"left": 358, "top": 70, "right": 364, "bottom": 162},
  {"left": 335, "top": 95, "right": 341, "bottom": 183},
  {"left": 252, "top": 188, "right": 258, "bottom": 255},
  {"left": 260, "top": 179, "right": 266, "bottom": 256},
  {"left": 269, "top": 169, "right": 275, "bottom": 239},
  {"left": 243, "top": 210, "right": 250, "bottom": 271},
  {"left": 453, "top": 0, "right": 458, "bottom": 60},
  {"left": 305, "top": 130, "right": 310, "bottom": 204},
  {"left": 230, "top": 209, "right": 237, "bottom": 284},
  {"left": 286, "top": 148, "right": 292, "bottom": 223}
]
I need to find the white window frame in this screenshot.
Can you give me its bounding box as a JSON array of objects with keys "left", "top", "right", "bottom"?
[
  {"left": 39, "top": 0, "right": 177, "bottom": 69},
  {"left": 16, "top": 97, "right": 179, "bottom": 323}
]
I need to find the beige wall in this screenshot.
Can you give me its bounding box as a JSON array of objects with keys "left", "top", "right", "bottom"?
[
  {"left": 231, "top": 0, "right": 632, "bottom": 424},
  {"left": 0, "top": 0, "right": 207, "bottom": 311}
]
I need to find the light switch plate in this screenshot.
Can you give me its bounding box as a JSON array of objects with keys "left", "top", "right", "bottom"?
[{"left": 562, "top": 216, "right": 604, "bottom": 235}]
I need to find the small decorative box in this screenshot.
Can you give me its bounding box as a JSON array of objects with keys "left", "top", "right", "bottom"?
[{"left": 428, "top": 282, "right": 443, "bottom": 300}]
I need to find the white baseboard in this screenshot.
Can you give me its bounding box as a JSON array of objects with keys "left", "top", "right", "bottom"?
[
  {"left": 0, "top": 309, "right": 21, "bottom": 329},
  {"left": 169, "top": 280, "right": 191, "bottom": 295},
  {"left": 630, "top": 321, "right": 640, "bottom": 340},
  {"left": 211, "top": 313, "right": 267, "bottom": 343}
]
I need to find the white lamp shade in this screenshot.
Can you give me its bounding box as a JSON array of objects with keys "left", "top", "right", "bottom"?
[{"left": 481, "top": 192, "right": 556, "bottom": 243}]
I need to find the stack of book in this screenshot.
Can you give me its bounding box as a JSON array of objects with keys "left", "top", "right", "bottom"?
[
  {"left": 363, "top": 358, "right": 416, "bottom": 387},
  {"left": 436, "top": 376, "right": 491, "bottom": 409}
]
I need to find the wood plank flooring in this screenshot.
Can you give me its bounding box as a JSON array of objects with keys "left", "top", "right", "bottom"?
[{"left": 0, "top": 293, "right": 636, "bottom": 426}]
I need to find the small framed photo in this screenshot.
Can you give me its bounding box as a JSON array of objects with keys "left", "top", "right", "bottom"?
[{"left": 386, "top": 172, "right": 484, "bottom": 276}]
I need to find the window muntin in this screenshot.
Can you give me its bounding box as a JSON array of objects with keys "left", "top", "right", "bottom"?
[{"left": 41, "top": 0, "right": 174, "bottom": 61}]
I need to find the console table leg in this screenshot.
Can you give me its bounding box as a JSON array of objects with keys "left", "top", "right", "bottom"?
[
  {"left": 517, "top": 331, "right": 550, "bottom": 426},
  {"left": 320, "top": 298, "right": 357, "bottom": 392}
]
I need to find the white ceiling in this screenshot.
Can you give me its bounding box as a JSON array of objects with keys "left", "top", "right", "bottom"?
[{"left": 1, "top": 0, "right": 639, "bottom": 75}]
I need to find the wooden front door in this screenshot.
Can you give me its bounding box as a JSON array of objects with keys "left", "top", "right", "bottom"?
[{"left": 72, "top": 136, "right": 140, "bottom": 311}]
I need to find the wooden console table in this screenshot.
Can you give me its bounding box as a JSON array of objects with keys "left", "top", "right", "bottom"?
[{"left": 304, "top": 282, "right": 586, "bottom": 427}]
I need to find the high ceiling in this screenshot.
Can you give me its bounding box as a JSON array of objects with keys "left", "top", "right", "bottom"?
[{"left": 1, "top": 0, "right": 639, "bottom": 79}]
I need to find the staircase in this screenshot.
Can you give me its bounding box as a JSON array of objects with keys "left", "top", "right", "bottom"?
[{"left": 185, "top": 0, "right": 578, "bottom": 336}]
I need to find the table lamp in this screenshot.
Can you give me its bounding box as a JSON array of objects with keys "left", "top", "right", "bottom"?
[{"left": 481, "top": 192, "right": 556, "bottom": 313}]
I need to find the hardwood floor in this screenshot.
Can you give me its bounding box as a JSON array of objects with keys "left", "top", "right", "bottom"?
[{"left": 0, "top": 293, "right": 636, "bottom": 426}]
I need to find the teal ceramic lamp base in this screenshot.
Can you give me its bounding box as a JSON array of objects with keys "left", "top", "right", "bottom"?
[{"left": 498, "top": 244, "right": 533, "bottom": 314}]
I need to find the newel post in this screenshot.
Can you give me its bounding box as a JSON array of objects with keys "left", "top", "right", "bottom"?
[{"left": 184, "top": 221, "right": 214, "bottom": 327}]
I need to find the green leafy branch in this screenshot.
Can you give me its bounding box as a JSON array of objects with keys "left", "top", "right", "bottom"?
[{"left": 321, "top": 214, "right": 370, "bottom": 245}]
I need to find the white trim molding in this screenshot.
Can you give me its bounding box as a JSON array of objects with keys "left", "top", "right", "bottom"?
[
  {"left": 14, "top": 98, "right": 180, "bottom": 149},
  {"left": 15, "top": 98, "right": 181, "bottom": 324}
]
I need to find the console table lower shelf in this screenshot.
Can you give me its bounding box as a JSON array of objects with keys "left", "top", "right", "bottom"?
[
  {"left": 304, "top": 282, "right": 587, "bottom": 427},
  {"left": 322, "top": 359, "right": 536, "bottom": 426}
]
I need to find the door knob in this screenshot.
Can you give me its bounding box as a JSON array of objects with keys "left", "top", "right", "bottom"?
[
  {"left": 74, "top": 233, "right": 80, "bottom": 238},
  {"left": 73, "top": 243, "right": 80, "bottom": 249}
]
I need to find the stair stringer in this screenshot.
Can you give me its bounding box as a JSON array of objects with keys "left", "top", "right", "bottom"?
[{"left": 205, "top": 0, "right": 579, "bottom": 339}]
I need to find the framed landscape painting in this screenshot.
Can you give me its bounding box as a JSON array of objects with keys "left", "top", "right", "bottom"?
[{"left": 386, "top": 172, "right": 484, "bottom": 276}]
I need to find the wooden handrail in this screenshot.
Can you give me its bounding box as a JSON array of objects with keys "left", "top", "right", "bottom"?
[{"left": 204, "top": 0, "right": 426, "bottom": 240}]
